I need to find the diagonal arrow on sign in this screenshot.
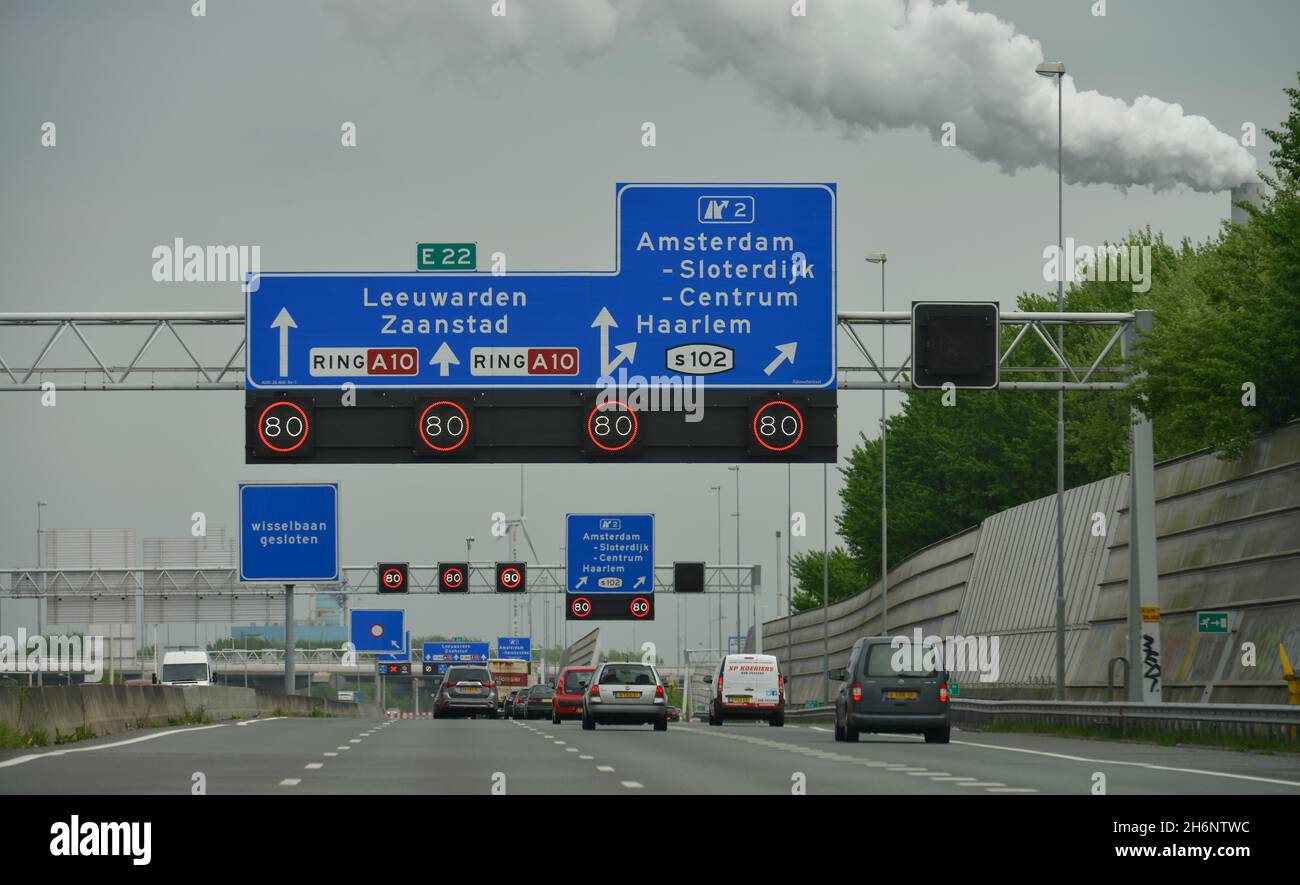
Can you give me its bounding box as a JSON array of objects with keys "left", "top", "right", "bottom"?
[
  {"left": 592, "top": 307, "right": 637, "bottom": 376},
  {"left": 271, "top": 308, "right": 297, "bottom": 378},
  {"left": 763, "top": 341, "right": 798, "bottom": 376},
  {"left": 429, "top": 342, "right": 459, "bottom": 377}
]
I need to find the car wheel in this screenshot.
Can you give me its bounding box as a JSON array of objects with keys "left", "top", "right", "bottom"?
[
  {"left": 833, "top": 713, "right": 845, "bottom": 742},
  {"left": 552, "top": 712, "right": 561, "bottom": 724},
  {"left": 653, "top": 715, "right": 668, "bottom": 732},
  {"left": 845, "top": 719, "right": 860, "bottom": 742},
  {"left": 769, "top": 714, "right": 784, "bottom": 727},
  {"left": 708, "top": 705, "right": 721, "bottom": 727},
  {"left": 581, "top": 710, "right": 595, "bottom": 731},
  {"left": 925, "top": 726, "right": 951, "bottom": 744}
]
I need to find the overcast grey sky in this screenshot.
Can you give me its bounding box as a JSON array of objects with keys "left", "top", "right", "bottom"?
[{"left": 2, "top": 0, "right": 1296, "bottom": 655}]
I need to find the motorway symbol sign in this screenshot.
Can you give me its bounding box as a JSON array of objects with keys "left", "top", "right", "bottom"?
[
  {"left": 350, "top": 609, "right": 406, "bottom": 654},
  {"left": 1197, "top": 611, "right": 1230, "bottom": 634},
  {"left": 238, "top": 483, "right": 339, "bottom": 583},
  {"left": 497, "top": 637, "right": 531, "bottom": 661},
  {"left": 245, "top": 184, "right": 836, "bottom": 391}
]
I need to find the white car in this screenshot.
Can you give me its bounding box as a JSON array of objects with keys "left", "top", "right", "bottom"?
[
  {"left": 707, "top": 653, "right": 785, "bottom": 726},
  {"left": 581, "top": 662, "right": 668, "bottom": 731}
]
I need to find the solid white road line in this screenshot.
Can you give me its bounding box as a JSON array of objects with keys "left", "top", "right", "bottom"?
[
  {"left": 948, "top": 738, "right": 1300, "bottom": 789},
  {"left": 0, "top": 724, "right": 229, "bottom": 769}
]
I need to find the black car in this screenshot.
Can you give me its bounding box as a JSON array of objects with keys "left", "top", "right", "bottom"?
[
  {"left": 502, "top": 689, "right": 520, "bottom": 715},
  {"left": 513, "top": 684, "right": 554, "bottom": 720},
  {"left": 433, "top": 665, "right": 498, "bottom": 719}
]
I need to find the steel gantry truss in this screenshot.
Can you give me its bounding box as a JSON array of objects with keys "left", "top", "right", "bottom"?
[
  {"left": 0, "top": 309, "right": 1138, "bottom": 392},
  {"left": 0, "top": 311, "right": 245, "bottom": 391},
  {"left": 836, "top": 310, "right": 1138, "bottom": 390}
]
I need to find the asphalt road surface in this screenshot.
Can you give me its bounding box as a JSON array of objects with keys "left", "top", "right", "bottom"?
[{"left": 2, "top": 716, "right": 1298, "bottom": 795}]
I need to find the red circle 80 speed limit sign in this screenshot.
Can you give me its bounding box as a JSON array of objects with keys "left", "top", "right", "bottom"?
[
  {"left": 629, "top": 596, "right": 651, "bottom": 619},
  {"left": 571, "top": 596, "right": 592, "bottom": 618}
]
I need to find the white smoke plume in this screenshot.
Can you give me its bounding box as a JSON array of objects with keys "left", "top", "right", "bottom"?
[{"left": 326, "top": 0, "right": 1255, "bottom": 192}]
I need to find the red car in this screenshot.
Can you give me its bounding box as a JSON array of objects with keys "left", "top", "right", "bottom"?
[{"left": 551, "top": 666, "right": 595, "bottom": 723}]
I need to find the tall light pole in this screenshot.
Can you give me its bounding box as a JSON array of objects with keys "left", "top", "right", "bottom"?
[
  {"left": 465, "top": 536, "right": 475, "bottom": 559},
  {"left": 728, "top": 465, "right": 741, "bottom": 649},
  {"left": 866, "top": 253, "right": 888, "bottom": 634},
  {"left": 710, "top": 485, "right": 723, "bottom": 651},
  {"left": 35, "top": 501, "right": 48, "bottom": 687},
  {"left": 1037, "top": 60, "right": 1068, "bottom": 700}
]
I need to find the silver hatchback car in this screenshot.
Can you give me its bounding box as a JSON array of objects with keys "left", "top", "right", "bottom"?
[{"left": 581, "top": 662, "right": 668, "bottom": 731}]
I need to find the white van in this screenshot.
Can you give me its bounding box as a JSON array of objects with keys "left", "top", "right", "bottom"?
[
  {"left": 160, "top": 650, "right": 215, "bottom": 686},
  {"left": 706, "top": 653, "right": 785, "bottom": 727}
]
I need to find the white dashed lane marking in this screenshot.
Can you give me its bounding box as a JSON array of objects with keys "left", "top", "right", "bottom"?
[{"left": 279, "top": 778, "right": 301, "bottom": 786}]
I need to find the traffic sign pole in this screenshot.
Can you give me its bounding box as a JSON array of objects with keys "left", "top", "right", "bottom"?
[{"left": 284, "top": 583, "right": 295, "bottom": 695}]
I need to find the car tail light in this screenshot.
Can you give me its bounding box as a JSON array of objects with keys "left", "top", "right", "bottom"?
[
  {"left": 485, "top": 681, "right": 496, "bottom": 689},
  {"left": 716, "top": 673, "right": 723, "bottom": 697},
  {"left": 444, "top": 681, "right": 458, "bottom": 688},
  {"left": 939, "top": 681, "right": 949, "bottom": 703},
  {"left": 655, "top": 684, "right": 664, "bottom": 699},
  {"left": 851, "top": 682, "right": 862, "bottom": 702},
  {"left": 590, "top": 683, "right": 600, "bottom": 697}
]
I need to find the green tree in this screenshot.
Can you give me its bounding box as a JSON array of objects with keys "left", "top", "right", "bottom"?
[
  {"left": 790, "top": 547, "right": 865, "bottom": 613},
  {"left": 1131, "top": 72, "right": 1300, "bottom": 457}
]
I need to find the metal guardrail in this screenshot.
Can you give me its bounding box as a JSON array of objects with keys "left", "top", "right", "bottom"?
[{"left": 787, "top": 698, "right": 1300, "bottom": 731}]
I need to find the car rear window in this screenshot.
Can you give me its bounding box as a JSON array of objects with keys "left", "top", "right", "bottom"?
[
  {"left": 448, "top": 667, "right": 491, "bottom": 682},
  {"left": 863, "top": 643, "right": 937, "bottom": 678},
  {"left": 562, "top": 671, "right": 593, "bottom": 693},
  {"left": 530, "top": 686, "right": 554, "bottom": 698},
  {"left": 599, "top": 664, "right": 656, "bottom": 685}
]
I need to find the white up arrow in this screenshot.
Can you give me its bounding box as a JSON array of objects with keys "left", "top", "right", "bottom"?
[
  {"left": 592, "top": 307, "right": 637, "bottom": 376},
  {"left": 429, "top": 342, "right": 460, "bottom": 377},
  {"left": 271, "top": 307, "right": 297, "bottom": 378}
]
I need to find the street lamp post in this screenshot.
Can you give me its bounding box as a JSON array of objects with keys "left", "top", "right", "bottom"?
[
  {"left": 35, "top": 501, "right": 48, "bottom": 688},
  {"left": 711, "top": 485, "right": 723, "bottom": 652},
  {"left": 1036, "top": 60, "right": 1068, "bottom": 700},
  {"left": 865, "top": 253, "right": 888, "bottom": 634},
  {"left": 728, "top": 465, "right": 741, "bottom": 649}
]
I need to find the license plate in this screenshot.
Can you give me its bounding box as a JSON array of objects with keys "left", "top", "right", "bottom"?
[
  {"left": 460, "top": 687, "right": 481, "bottom": 693},
  {"left": 539, "top": 698, "right": 552, "bottom": 704},
  {"left": 727, "top": 696, "right": 750, "bottom": 703},
  {"left": 885, "top": 691, "right": 919, "bottom": 700},
  {"left": 615, "top": 691, "right": 640, "bottom": 699}
]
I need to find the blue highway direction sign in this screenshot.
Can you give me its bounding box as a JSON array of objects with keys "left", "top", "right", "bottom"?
[
  {"left": 566, "top": 514, "right": 654, "bottom": 594},
  {"left": 377, "top": 631, "right": 412, "bottom": 662},
  {"left": 238, "top": 483, "right": 339, "bottom": 583},
  {"left": 497, "top": 637, "right": 531, "bottom": 661},
  {"left": 350, "top": 609, "right": 406, "bottom": 654},
  {"left": 246, "top": 184, "right": 836, "bottom": 391}
]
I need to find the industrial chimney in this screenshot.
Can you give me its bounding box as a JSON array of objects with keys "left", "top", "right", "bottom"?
[{"left": 1230, "top": 182, "right": 1266, "bottom": 225}]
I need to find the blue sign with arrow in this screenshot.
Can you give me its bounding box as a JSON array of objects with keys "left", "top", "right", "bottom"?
[
  {"left": 377, "top": 631, "right": 412, "bottom": 662},
  {"left": 349, "top": 609, "right": 406, "bottom": 654},
  {"left": 566, "top": 514, "right": 654, "bottom": 594},
  {"left": 497, "top": 637, "right": 531, "bottom": 661},
  {"left": 238, "top": 483, "right": 339, "bottom": 583},
  {"left": 245, "top": 183, "right": 836, "bottom": 391}
]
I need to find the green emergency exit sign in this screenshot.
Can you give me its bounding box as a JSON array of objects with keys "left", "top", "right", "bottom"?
[
  {"left": 1197, "top": 611, "right": 1229, "bottom": 634},
  {"left": 418, "top": 243, "right": 476, "bottom": 270}
]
